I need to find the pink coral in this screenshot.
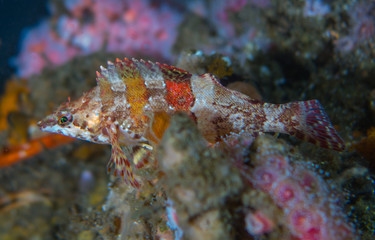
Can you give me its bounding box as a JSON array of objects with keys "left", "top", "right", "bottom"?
[
  {"left": 239, "top": 136, "right": 357, "bottom": 240},
  {"left": 11, "top": 21, "right": 78, "bottom": 77},
  {"left": 335, "top": 2, "right": 375, "bottom": 53},
  {"left": 288, "top": 207, "right": 323, "bottom": 240},
  {"left": 245, "top": 210, "right": 274, "bottom": 235},
  {"left": 12, "top": 0, "right": 182, "bottom": 78}
]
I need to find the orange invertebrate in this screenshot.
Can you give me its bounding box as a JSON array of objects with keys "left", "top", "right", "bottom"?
[{"left": 0, "top": 134, "right": 75, "bottom": 168}]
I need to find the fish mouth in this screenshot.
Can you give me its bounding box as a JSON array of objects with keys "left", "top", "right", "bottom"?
[{"left": 37, "top": 116, "right": 56, "bottom": 130}]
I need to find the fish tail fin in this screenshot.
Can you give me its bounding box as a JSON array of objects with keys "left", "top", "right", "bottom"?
[{"left": 285, "top": 100, "right": 345, "bottom": 151}]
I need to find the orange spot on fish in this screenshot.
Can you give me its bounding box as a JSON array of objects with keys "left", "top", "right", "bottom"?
[{"left": 165, "top": 80, "right": 194, "bottom": 111}]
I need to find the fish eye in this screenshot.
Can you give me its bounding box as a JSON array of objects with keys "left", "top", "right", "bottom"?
[{"left": 58, "top": 112, "right": 73, "bottom": 126}]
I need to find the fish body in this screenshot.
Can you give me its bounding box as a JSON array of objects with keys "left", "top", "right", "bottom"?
[{"left": 38, "top": 58, "right": 345, "bottom": 188}]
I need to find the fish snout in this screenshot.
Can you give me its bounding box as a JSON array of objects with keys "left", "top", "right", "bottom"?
[{"left": 37, "top": 116, "right": 56, "bottom": 130}]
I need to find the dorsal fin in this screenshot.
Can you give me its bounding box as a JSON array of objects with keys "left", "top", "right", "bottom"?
[
  {"left": 96, "top": 58, "right": 194, "bottom": 107},
  {"left": 114, "top": 58, "right": 141, "bottom": 80},
  {"left": 96, "top": 70, "right": 113, "bottom": 106},
  {"left": 156, "top": 62, "right": 192, "bottom": 83},
  {"left": 96, "top": 60, "right": 130, "bottom": 106},
  {"left": 99, "top": 61, "right": 127, "bottom": 92},
  {"left": 114, "top": 58, "right": 193, "bottom": 84}
]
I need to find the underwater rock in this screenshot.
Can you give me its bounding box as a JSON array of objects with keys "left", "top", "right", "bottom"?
[
  {"left": 369, "top": 89, "right": 375, "bottom": 121},
  {"left": 158, "top": 112, "right": 243, "bottom": 240},
  {"left": 157, "top": 113, "right": 357, "bottom": 240}
]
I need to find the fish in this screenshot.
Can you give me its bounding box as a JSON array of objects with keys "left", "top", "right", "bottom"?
[{"left": 38, "top": 58, "right": 345, "bottom": 188}]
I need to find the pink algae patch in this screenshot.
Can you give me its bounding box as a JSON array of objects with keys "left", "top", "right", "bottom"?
[
  {"left": 245, "top": 210, "right": 274, "bottom": 235},
  {"left": 297, "top": 170, "right": 319, "bottom": 193},
  {"left": 288, "top": 207, "right": 323, "bottom": 240},
  {"left": 263, "top": 155, "right": 289, "bottom": 170},
  {"left": 272, "top": 180, "right": 302, "bottom": 207},
  {"left": 252, "top": 166, "right": 279, "bottom": 191}
]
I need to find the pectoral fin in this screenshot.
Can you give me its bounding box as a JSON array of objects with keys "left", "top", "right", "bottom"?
[{"left": 106, "top": 125, "right": 140, "bottom": 188}]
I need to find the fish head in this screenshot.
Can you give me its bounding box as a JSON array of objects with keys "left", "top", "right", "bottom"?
[{"left": 38, "top": 87, "right": 109, "bottom": 144}]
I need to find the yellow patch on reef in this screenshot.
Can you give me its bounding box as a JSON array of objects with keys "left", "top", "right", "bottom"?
[
  {"left": 206, "top": 57, "right": 233, "bottom": 79},
  {"left": 124, "top": 75, "right": 148, "bottom": 117},
  {"left": 0, "top": 79, "right": 29, "bottom": 131},
  {"left": 353, "top": 127, "right": 375, "bottom": 163}
]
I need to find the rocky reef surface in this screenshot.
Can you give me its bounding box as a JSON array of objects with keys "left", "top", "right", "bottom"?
[{"left": 1, "top": 0, "right": 375, "bottom": 239}]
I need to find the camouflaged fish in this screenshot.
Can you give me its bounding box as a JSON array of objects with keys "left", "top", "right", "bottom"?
[{"left": 38, "top": 58, "right": 345, "bottom": 188}]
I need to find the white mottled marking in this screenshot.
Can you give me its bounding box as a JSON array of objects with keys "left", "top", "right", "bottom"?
[
  {"left": 100, "top": 62, "right": 126, "bottom": 92},
  {"left": 190, "top": 74, "right": 216, "bottom": 115},
  {"left": 229, "top": 113, "right": 245, "bottom": 130},
  {"left": 135, "top": 61, "right": 166, "bottom": 89},
  {"left": 119, "top": 127, "right": 147, "bottom": 144},
  {"left": 146, "top": 95, "right": 168, "bottom": 111},
  {"left": 262, "top": 104, "right": 287, "bottom": 133}
]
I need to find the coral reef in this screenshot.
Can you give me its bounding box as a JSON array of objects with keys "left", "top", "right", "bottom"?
[
  {"left": 1, "top": 0, "right": 375, "bottom": 239},
  {"left": 238, "top": 135, "right": 357, "bottom": 240},
  {"left": 11, "top": 0, "right": 182, "bottom": 77},
  {"left": 352, "top": 127, "right": 375, "bottom": 167},
  {"left": 156, "top": 113, "right": 357, "bottom": 239},
  {"left": 334, "top": 1, "right": 375, "bottom": 54}
]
